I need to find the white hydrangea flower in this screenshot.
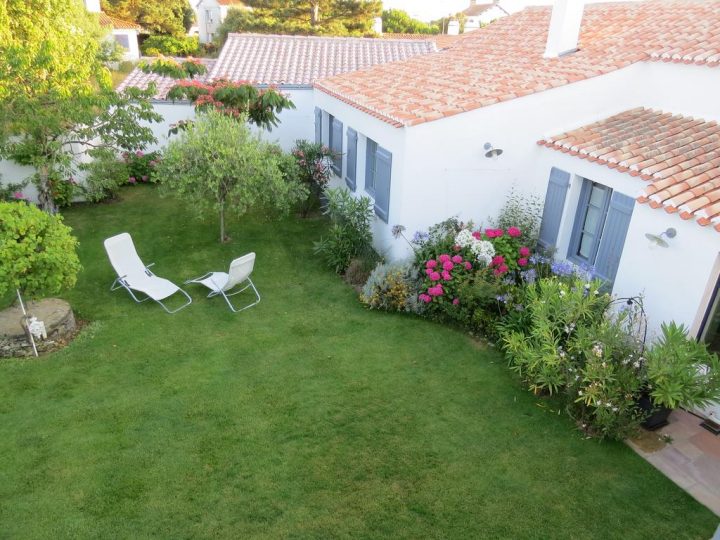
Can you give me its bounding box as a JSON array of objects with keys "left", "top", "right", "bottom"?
[
  {"left": 471, "top": 240, "right": 495, "bottom": 265},
  {"left": 454, "top": 229, "right": 475, "bottom": 248}
]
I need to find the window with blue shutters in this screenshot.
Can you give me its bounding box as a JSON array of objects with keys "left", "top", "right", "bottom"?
[
  {"left": 568, "top": 178, "right": 634, "bottom": 285},
  {"left": 538, "top": 167, "right": 571, "bottom": 249},
  {"left": 329, "top": 115, "right": 343, "bottom": 176},
  {"left": 364, "top": 138, "right": 392, "bottom": 222},
  {"left": 365, "top": 138, "right": 378, "bottom": 196},
  {"left": 345, "top": 128, "right": 357, "bottom": 191},
  {"left": 314, "top": 108, "right": 322, "bottom": 144}
]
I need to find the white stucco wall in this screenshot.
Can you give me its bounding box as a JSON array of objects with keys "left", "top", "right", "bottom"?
[
  {"left": 113, "top": 30, "right": 140, "bottom": 61},
  {"left": 314, "top": 60, "right": 720, "bottom": 344},
  {"left": 0, "top": 160, "right": 39, "bottom": 202}
]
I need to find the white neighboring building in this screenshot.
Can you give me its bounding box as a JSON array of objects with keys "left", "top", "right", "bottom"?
[
  {"left": 84, "top": 0, "right": 143, "bottom": 60},
  {"left": 119, "top": 34, "right": 437, "bottom": 151},
  {"left": 196, "top": 0, "right": 247, "bottom": 43},
  {"left": 462, "top": 1, "right": 509, "bottom": 31},
  {"left": 312, "top": 0, "right": 720, "bottom": 428}
]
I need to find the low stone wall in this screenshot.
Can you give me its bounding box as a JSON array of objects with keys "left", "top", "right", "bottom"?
[{"left": 0, "top": 299, "right": 76, "bottom": 358}]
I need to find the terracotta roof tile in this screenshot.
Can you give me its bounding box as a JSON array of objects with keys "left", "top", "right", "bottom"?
[
  {"left": 210, "top": 33, "right": 437, "bottom": 87},
  {"left": 315, "top": 1, "right": 720, "bottom": 127},
  {"left": 98, "top": 12, "right": 144, "bottom": 31},
  {"left": 116, "top": 59, "right": 216, "bottom": 99},
  {"left": 542, "top": 107, "right": 720, "bottom": 232}
]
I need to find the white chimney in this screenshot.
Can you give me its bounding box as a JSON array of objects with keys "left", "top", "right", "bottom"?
[
  {"left": 373, "top": 16, "right": 383, "bottom": 35},
  {"left": 447, "top": 19, "right": 460, "bottom": 36},
  {"left": 84, "top": 0, "right": 101, "bottom": 13},
  {"left": 544, "top": 0, "right": 585, "bottom": 58}
]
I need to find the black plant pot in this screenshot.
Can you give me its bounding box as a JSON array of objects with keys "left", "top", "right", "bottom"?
[{"left": 638, "top": 392, "right": 672, "bottom": 430}]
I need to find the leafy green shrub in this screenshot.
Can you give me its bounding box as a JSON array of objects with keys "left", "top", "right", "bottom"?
[
  {"left": 0, "top": 201, "right": 81, "bottom": 298},
  {"left": 361, "top": 261, "right": 420, "bottom": 312},
  {"left": 645, "top": 322, "right": 720, "bottom": 409},
  {"left": 344, "top": 255, "right": 380, "bottom": 288},
  {"left": 500, "top": 276, "right": 647, "bottom": 439},
  {"left": 123, "top": 149, "right": 161, "bottom": 184},
  {"left": 80, "top": 149, "right": 129, "bottom": 202},
  {"left": 43, "top": 170, "right": 75, "bottom": 208},
  {"left": 314, "top": 187, "right": 374, "bottom": 273},
  {"left": 141, "top": 35, "right": 199, "bottom": 57}
]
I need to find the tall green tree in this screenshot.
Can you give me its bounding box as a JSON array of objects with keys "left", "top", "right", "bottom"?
[
  {"left": 0, "top": 0, "right": 161, "bottom": 213},
  {"left": 156, "top": 111, "right": 307, "bottom": 243},
  {"left": 217, "top": 0, "right": 382, "bottom": 40},
  {"left": 382, "top": 9, "right": 439, "bottom": 34},
  {"left": 102, "top": 0, "right": 194, "bottom": 37}
]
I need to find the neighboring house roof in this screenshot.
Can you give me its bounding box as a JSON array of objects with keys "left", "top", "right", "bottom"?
[
  {"left": 380, "top": 33, "right": 462, "bottom": 50},
  {"left": 208, "top": 33, "right": 437, "bottom": 87},
  {"left": 538, "top": 107, "right": 720, "bottom": 233},
  {"left": 117, "top": 59, "right": 217, "bottom": 99},
  {"left": 462, "top": 3, "right": 496, "bottom": 17},
  {"left": 315, "top": 1, "right": 720, "bottom": 127},
  {"left": 98, "top": 12, "right": 144, "bottom": 31}
]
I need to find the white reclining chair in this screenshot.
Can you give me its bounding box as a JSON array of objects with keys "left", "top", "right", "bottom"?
[
  {"left": 184, "top": 253, "right": 261, "bottom": 313},
  {"left": 104, "top": 232, "right": 192, "bottom": 314}
]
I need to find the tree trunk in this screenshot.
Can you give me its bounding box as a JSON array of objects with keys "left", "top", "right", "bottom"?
[
  {"left": 219, "top": 200, "right": 226, "bottom": 243},
  {"left": 37, "top": 164, "right": 58, "bottom": 215},
  {"left": 310, "top": 1, "right": 320, "bottom": 26}
]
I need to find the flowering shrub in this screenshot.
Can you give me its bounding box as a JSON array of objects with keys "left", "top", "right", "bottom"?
[
  {"left": 123, "top": 150, "right": 161, "bottom": 185},
  {"left": 500, "top": 276, "right": 648, "bottom": 439},
  {"left": 291, "top": 140, "right": 334, "bottom": 216},
  {"left": 0, "top": 180, "right": 29, "bottom": 203}
]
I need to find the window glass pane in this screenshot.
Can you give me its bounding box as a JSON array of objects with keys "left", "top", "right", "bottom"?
[
  {"left": 582, "top": 206, "right": 602, "bottom": 234},
  {"left": 578, "top": 232, "right": 595, "bottom": 259},
  {"left": 589, "top": 185, "right": 607, "bottom": 207}
]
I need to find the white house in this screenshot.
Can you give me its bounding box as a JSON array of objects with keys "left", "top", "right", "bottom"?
[
  {"left": 312, "top": 0, "right": 720, "bottom": 425},
  {"left": 462, "top": 1, "right": 508, "bottom": 31},
  {"left": 196, "top": 0, "right": 248, "bottom": 43},
  {"left": 84, "top": 0, "right": 143, "bottom": 60},
  {"left": 118, "top": 34, "right": 437, "bottom": 151}
]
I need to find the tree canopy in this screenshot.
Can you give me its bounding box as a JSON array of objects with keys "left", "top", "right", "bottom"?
[
  {"left": 382, "top": 9, "right": 439, "bottom": 34},
  {"left": 0, "top": 0, "right": 161, "bottom": 213},
  {"left": 155, "top": 110, "right": 307, "bottom": 242},
  {"left": 101, "top": 0, "right": 195, "bottom": 37},
  {"left": 217, "top": 0, "right": 382, "bottom": 40}
]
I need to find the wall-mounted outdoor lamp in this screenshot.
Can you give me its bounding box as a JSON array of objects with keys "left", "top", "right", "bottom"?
[
  {"left": 644, "top": 227, "right": 677, "bottom": 248},
  {"left": 484, "top": 142, "right": 503, "bottom": 159}
]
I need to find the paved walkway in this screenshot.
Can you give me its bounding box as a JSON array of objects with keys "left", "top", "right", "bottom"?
[{"left": 629, "top": 409, "right": 720, "bottom": 518}]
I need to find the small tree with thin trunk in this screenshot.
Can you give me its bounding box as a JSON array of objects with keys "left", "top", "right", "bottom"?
[{"left": 155, "top": 110, "right": 307, "bottom": 242}]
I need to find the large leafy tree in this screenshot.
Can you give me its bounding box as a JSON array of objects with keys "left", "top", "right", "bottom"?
[
  {"left": 382, "top": 9, "right": 439, "bottom": 34},
  {"left": 0, "top": 0, "right": 161, "bottom": 214},
  {"left": 101, "top": 0, "right": 194, "bottom": 37},
  {"left": 156, "top": 110, "right": 307, "bottom": 243},
  {"left": 217, "top": 0, "right": 382, "bottom": 40}
]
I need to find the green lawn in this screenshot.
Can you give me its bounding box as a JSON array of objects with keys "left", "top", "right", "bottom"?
[{"left": 0, "top": 186, "right": 717, "bottom": 538}]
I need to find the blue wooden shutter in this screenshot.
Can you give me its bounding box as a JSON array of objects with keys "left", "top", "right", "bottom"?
[
  {"left": 365, "top": 139, "right": 377, "bottom": 195},
  {"left": 331, "top": 117, "right": 343, "bottom": 175},
  {"left": 594, "top": 191, "right": 634, "bottom": 284},
  {"left": 345, "top": 128, "right": 357, "bottom": 191},
  {"left": 314, "top": 108, "right": 321, "bottom": 143},
  {"left": 373, "top": 146, "right": 392, "bottom": 222},
  {"left": 538, "top": 167, "right": 571, "bottom": 249}
]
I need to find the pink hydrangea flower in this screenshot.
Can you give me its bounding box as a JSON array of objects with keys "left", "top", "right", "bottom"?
[
  {"left": 498, "top": 264, "right": 509, "bottom": 273},
  {"left": 452, "top": 298, "right": 460, "bottom": 305},
  {"left": 12, "top": 191, "right": 25, "bottom": 200},
  {"left": 495, "top": 229, "right": 504, "bottom": 237},
  {"left": 128, "top": 177, "right": 137, "bottom": 184},
  {"left": 426, "top": 259, "right": 438, "bottom": 269},
  {"left": 507, "top": 227, "right": 522, "bottom": 238},
  {"left": 443, "top": 261, "right": 454, "bottom": 271},
  {"left": 519, "top": 246, "right": 530, "bottom": 257},
  {"left": 441, "top": 270, "right": 452, "bottom": 281},
  {"left": 453, "top": 244, "right": 462, "bottom": 252},
  {"left": 425, "top": 268, "right": 433, "bottom": 276},
  {"left": 419, "top": 293, "right": 432, "bottom": 303},
  {"left": 472, "top": 231, "right": 482, "bottom": 240},
  {"left": 135, "top": 150, "right": 144, "bottom": 157},
  {"left": 485, "top": 229, "right": 497, "bottom": 239},
  {"left": 518, "top": 258, "right": 528, "bottom": 267},
  {"left": 491, "top": 255, "right": 505, "bottom": 266},
  {"left": 438, "top": 254, "right": 451, "bottom": 263},
  {"left": 464, "top": 261, "right": 472, "bottom": 270},
  {"left": 429, "top": 286, "right": 443, "bottom": 297},
  {"left": 430, "top": 272, "right": 441, "bottom": 281},
  {"left": 141, "top": 175, "right": 148, "bottom": 182},
  {"left": 451, "top": 255, "right": 463, "bottom": 264}
]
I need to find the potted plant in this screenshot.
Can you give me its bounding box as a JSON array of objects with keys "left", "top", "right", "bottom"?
[{"left": 641, "top": 322, "right": 720, "bottom": 429}]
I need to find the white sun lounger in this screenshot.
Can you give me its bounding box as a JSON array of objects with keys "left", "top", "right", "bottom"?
[
  {"left": 184, "top": 253, "right": 261, "bottom": 313},
  {"left": 104, "top": 232, "right": 192, "bottom": 314}
]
